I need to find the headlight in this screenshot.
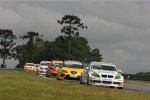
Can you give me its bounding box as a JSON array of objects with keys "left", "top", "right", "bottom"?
[
  {"left": 61, "top": 70, "right": 68, "bottom": 73},
  {"left": 115, "top": 73, "right": 121, "bottom": 79},
  {"left": 91, "top": 71, "right": 100, "bottom": 77}
]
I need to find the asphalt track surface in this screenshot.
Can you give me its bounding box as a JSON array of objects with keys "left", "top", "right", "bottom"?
[
  {"left": 39, "top": 75, "right": 150, "bottom": 94},
  {"left": 124, "top": 82, "right": 150, "bottom": 94}
]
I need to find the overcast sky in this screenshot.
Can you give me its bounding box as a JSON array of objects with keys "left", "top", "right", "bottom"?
[{"left": 0, "top": 1, "right": 150, "bottom": 73}]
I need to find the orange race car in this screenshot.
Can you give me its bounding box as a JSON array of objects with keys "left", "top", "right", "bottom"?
[{"left": 46, "top": 60, "right": 63, "bottom": 77}]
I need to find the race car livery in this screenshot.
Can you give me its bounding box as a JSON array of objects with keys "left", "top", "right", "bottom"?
[
  {"left": 57, "top": 60, "right": 83, "bottom": 80},
  {"left": 80, "top": 62, "right": 124, "bottom": 89},
  {"left": 46, "top": 60, "right": 63, "bottom": 77},
  {"left": 51, "top": 60, "right": 63, "bottom": 70},
  {"left": 24, "top": 63, "right": 37, "bottom": 73},
  {"left": 36, "top": 61, "right": 51, "bottom": 75}
]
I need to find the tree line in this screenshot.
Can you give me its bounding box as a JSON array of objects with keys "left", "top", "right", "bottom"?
[{"left": 0, "top": 15, "right": 102, "bottom": 68}]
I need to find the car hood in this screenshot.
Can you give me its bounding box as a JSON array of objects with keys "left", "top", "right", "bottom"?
[
  {"left": 92, "top": 70, "right": 118, "bottom": 76},
  {"left": 25, "top": 66, "right": 34, "bottom": 68},
  {"left": 61, "top": 67, "right": 83, "bottom": 73},
  {"left": 39, "top": 65, "right": 48, "bottom": 68},
  {"left": 26, "top": 65, "right": 34, "bottom": 67}
]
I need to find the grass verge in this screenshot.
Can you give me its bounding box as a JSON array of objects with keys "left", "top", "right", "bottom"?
[{"left": 0, "top": 70, "right": 149, "bottom": 100}]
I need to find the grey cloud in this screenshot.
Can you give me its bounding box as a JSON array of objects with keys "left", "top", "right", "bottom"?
[
  {"left": 80, "top": 2, "right": 150, "bottom": 29},
  {"left": 0, "top": 2, "right": 63, "bottom": 41},
  {"left": 0, "top": 1, "right": 150, "bottom": 73}
]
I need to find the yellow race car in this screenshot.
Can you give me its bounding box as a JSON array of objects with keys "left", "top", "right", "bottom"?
[
  {"left": 24, "top": 63, "right": 37, "bottom": 73},
  {"left": 57, "top": 60, "right": 84, "bottom": 80}
]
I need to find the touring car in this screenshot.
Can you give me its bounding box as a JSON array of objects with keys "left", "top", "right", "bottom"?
[
  {"left": 80, "top": 62, "right": 124, "bottom": 89},
  {"left": 36, "top": 61, "right": 51, "bottom": 75},
  {"left": 46, "top": 60, "right": 63, "bottom": 77},
  {"left": 57, "top": 60, "right": 83, "bottom": 80},
  {"left": 24, "top": 63, "right": 37, "bottom": 73}
]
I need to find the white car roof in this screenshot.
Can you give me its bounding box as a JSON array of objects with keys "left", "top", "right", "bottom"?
[
  {"left": 64, "top": 60, "right": 82, "bottom": 65},
  {"left": 40, "top": 61, "right": 51, "bottom": 64},
  {"left": 26, "top": 63, "right": 34, "bottom": 65},
  {"left": 91, "top": 62, "right": 116, "bottom": 66},
  {"left": 52, "top": 61, "right": 63, "bottom": 63}
]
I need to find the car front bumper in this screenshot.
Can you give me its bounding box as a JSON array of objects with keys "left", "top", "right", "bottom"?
[
  {"left": 89, "top": 77, "right": 124, "bottom": 87},
  {"left": 58, "top": 73, "right": 81, "bottom": 80},
  {"left": 37, "top": 69, "right": 47, "bottom": 75}
]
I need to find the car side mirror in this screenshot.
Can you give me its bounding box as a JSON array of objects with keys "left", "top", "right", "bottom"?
[{"left": 118, "top": 70, "right": 122, "bottom": 73}]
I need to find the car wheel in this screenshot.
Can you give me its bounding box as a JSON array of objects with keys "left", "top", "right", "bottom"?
[
  {"left": 118, "top": 87, "right": 123, "bottom": 89},
  {"left": 80, "top": 74, "right": 84, "bottom": 84},
  {"left": 110, "top": 86, "right": 115, "bottom": 88},
  {"left": 46, "top": 74, "right": 49, "bottom": 77},
  {"left": 56, "top": 76, "right": 61, "bottom": 80},
  {"left": 36, "top": 71, "right": 39, "bottom": 75},
  {"left": 86, "top": 74, "right": 90, "bottom": 85}
]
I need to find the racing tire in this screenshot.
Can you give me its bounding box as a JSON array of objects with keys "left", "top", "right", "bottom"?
[
  {"left": 46, "top": 74, "right": 49, "bottom": 77},
  {"left": 56, "top": 76, "right": 62, "bottom": 80},
  {"left": 80, "top": 74, "right": 84, "bottom": 84},
  {"left": 36, "top": 71, "right": 39, "bottom": 76},
  {"left": 110, "top": 86, "right": 115, "bottom": 88},
  {"left": 118, "top": 87, "right": 123, "bottom": 89},
  {"left": 86, "top": 74, "right": 91, "bottom": 85}
]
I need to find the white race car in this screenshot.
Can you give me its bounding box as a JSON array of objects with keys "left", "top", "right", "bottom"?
[
  {"left": 80, "top": 62, "right": 124, "bottom": 89},
  {"left": 36, "top": 61, "right": 51, "bottom": 75}
]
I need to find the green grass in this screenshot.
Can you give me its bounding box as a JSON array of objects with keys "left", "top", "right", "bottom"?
[{"left": 0, "top": 70, "right": 149, "bottom": 100}]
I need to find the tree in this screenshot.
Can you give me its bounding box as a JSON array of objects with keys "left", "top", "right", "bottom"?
[
  {"left": 86, "top": 48, "right": 103, "bottom": 63},
  {"left": 20, "top": 32, "right": 39, "bottom": 62},
  {"left": 136, "top": 72, "right": 150, "bottom": 75},
  {"left": 0, "top": 29, "right": 17, "bottom": 68},
  {"left": 57, "top": 15, "right": 88, "bottom": 59},
  {"left": 42, "top": 36, "right": 91, "bottom": 62},
  {"left": 15, "top": 37, "right": 45, "bottom": 68},
  {"left": 70, "top": 37, "right": 90, "bottom": 61},
  {"left": 39, "top": 36, "right": 68, "bottom": 61},
  {"left": 15, "top": 45, "right": 26, "bottom": 68},
  {"left": 32, "top": 37, "right": 45, "bottom": 63}
]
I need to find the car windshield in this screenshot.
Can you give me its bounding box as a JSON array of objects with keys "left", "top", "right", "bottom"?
[
  {"left": 65, "top": 64, "right": 83, "bottom": 69},
  {"left": 91, "top": 65, "right": 117, "bottom": 71},
  {"left": 26, "top": 64, "right": 34, "bottom": 66},
  {"left": 53, "top": 63, "right": 63, "bottom": 67}
]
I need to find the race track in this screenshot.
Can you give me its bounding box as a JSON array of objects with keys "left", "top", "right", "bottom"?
[
  {"left": 124, "top": 82, "right": 150, "bottom": 94},
  {"left": 39, "top": 75, "right": 150, "bottom": 94}
]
